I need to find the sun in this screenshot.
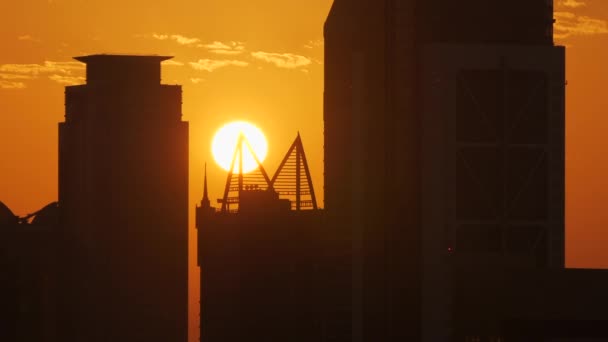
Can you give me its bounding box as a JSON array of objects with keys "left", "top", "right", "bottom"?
[{"left": 212, "top": 121, "right": 268, "bottom": 174}]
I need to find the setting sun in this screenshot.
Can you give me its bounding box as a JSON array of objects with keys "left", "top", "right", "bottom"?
[{"left": 211, "top": 121, "right": 268, "bottom": 174}]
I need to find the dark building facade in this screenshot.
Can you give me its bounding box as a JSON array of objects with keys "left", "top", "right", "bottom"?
[
  {"left": 0, "top": 202, "right": 59, "bottom": 342},
  {"left": 324, "top": 1, "right": 608, "bottom": 341},
  {"left": 197, "top": 135, "right": 333, "bottom": 341},
  {"left": 198, "top": 197, "right": 326, "bottom": 341},
  {"left": 58, "top": 55, "right": 188, "bottom": 342}
]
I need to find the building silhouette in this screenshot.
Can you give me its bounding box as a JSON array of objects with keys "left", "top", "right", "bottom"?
[
  {"left": 0, "top": 202, "right": 59, "bottom": 341},
  {"left": 323, "top": 0, "right": 608, "bottom": 341},
  {"left": 0, "top": 55, "right": 189, "bottom": 342},
  {"left": 197, "top": 135, "right": 330, "bottom": 341},
  {"left": 58, "top": 54, "right": 189, "bottom": 342},
  {"left": 3, "top": 2, "right": 608, "bottom": 341}
]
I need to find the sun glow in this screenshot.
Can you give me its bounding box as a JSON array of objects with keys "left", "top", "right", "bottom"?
[{"left": 211, "top": 121, "right": 268, "bottom": 174}]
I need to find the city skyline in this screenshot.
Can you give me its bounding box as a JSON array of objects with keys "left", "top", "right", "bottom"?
[
  {"left": 0, "top": 2, "right": 330, "bottom": 339},
  {"left": 3, "top": 1, "right": 608, "bottom": 341}
]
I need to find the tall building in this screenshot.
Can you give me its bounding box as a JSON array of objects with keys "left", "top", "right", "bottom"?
[
  {"left": 58, "top": 55, "right": 188, "bottom": 342},
  {"left": 197, "top": 135, "right": 328, "bottom": 342},
  {"left": 323, "top": 1, "right": 608, "bottom": 341}
]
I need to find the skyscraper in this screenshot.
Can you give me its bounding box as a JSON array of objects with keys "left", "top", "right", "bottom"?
[
  {"left": 197, "top": 135, "right": 326, "bottom": 342},
  {"left": 58, "top": 55, "right": 188, "bottom": 342},
  {"left": 325, "top": 1, "right": 564, "bottom": 340}
]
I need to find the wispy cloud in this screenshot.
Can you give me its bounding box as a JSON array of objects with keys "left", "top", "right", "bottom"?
[
  {"left": 17, "top": 35, "right": 40, "bottom": 42},
  {"left": 172, "top": 34, "right": 200, "bottom": 45},
  {"left": 0, "top": 61, "right": 85, "bottom": 88},
  {"left": 0, "top": 80, "right": 26, "bottom": 89},
  {"left": 151, "top": 33, "right": 201, "bottom": 46},
  {"left": 189, "top": 59, "right": 249, "bottom": 72},
  {"left": 0, "top": 72, "right": 33, "bottom": 89},
  {"left": 0, "top": 61, "right": 83, "bottom": 76},
  {"left": 0, "top": 73, "right": 32, "bottom": 80},
  {"left": 162, "top": 60, "right": 185, "bottom": 66},
  {"left": 191, "top": 78, "right": 204, "bottom": 84},
  {"left": 251, "top": 52, "right": 312, "bottom": 69},
  {"left": 152, "top": 33, "right": 169, "bottom": 40},
  {"left": 304, "top": 39, "right": 323, "bottom": 49},
  {"left": 202, "top": 41, "right": 246, "bottom": 55},
  {"left": 48, "top": 75, "right": 85, "bottom": 85},
  {"left": 559, "top": 0, "right": 586, "bottom": 8},
  {"left": 554, "top": 11, "right": 608, "bottom": 39}
]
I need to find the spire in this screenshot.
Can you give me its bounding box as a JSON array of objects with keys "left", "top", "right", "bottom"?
[
  {"left": 219, "top": 134, "right": 272, "bottom": 213},
  {"left": 270, "top": 133, "right": 318, "bottom": 210},
  {"left": 202, "top": 163, "right": 211, "bottom": 209}
]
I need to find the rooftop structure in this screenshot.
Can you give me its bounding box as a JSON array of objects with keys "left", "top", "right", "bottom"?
[{"left": 74, "top": 54, "right": 172, "bottom": 86}]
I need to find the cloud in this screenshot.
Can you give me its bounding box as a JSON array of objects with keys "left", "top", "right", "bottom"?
[
  {"left": 191, "top": 78, "right": 204, "bottom": 84},
  {"left": 172, "top": 34, "right": 200, "bottom": 45},
  {"left": 0, "top": 80, "right": 26, "bottom": 89},
  {"left": 202, "top": 41, "right": 246, "bottom": 55},
  {"left": 0, "top": 61, "right": 85, "bottom": 88},
  {"left": 0, "top": 72, "right": 33, "bottom": 89},
  {"left": 559, "top": 0, "right": 586, "bottom": 8},
  {"left": 18, "top": 35, "right": 40, "bottom": 42},
  {"left": 48, "top": 75, "right": 85, "bottom": 85},
  {"left": 554, "top": 11, "right": 608, "bottom": 39},
  {"left": 304, "top": 39, "right": 323, "bottom": 49},
  {"left": 151, "top": 33, "right": 201, "bottom": 46},
  {"left": 152, "top": 33, "right": 169, "bottom": 40},
  {"left": 0, "top": 61, "right": 84, "bottom": 76},
  {"left": 189, "top": 59, "right": 249, "bottom": 72},
  {"left": 251, "top": 52, "right": 312, "bottom": 69},
  {"left": 162, "top": 60, "right": 185, "bottom": 66},
  {"left": 0, "top": 73, "right": 33, "bottom": 80}
]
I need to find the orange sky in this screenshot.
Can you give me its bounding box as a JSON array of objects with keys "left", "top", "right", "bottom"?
[{"left": 1, "top": 0, "right": 608, "bottom": 340}]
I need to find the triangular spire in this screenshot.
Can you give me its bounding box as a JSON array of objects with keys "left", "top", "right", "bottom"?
[
  {"left": 270, "top": 134, "right": 318, "bottom": 210},
  {"left": 220, "top": 134, "right": 272, "bottom": 213},
  {"left": 202, "top": 163, "right": 210, "bottom": 208}
]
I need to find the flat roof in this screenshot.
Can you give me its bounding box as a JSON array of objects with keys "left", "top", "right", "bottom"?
[{"left": 73, "top": 54, "right": 173, "bottom": 63}]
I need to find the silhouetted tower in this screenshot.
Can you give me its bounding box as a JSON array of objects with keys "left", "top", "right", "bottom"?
[
  {"left": 197, "top": 134, "right": 324, "bottom": 342},
  {"left": 58, "top": 55, "right": 188, "bottom": 342},
  {"left": 325, "top": 1, "right": 563, "bottom": 341}
]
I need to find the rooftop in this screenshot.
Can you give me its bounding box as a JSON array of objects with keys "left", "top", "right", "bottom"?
[{"left": 73, "top": 54, "right": 173, "bottom": 63}]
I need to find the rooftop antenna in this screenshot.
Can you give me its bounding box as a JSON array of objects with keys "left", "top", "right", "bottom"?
[{"left": 201, "top": 163, "right": 210, "bottom": 209}]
